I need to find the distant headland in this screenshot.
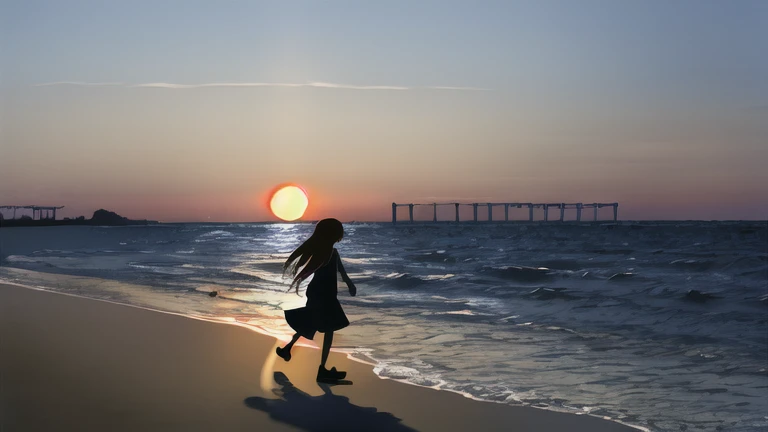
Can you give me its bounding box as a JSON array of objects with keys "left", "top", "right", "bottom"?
[{"left": 0, "top": 209, "right": 158, "bottom": 228}]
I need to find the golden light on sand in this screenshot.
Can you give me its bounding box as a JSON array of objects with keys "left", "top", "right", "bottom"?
[
  {"left": 260, "top": 340, "right": 280, "bottom": 393},
  {"left": 270, "top": 185, "right": 309, "bottom": 221}
]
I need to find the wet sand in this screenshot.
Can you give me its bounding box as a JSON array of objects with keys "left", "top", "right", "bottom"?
[{"left": 0, "top": 283, "right": 641, "bottom": 431}]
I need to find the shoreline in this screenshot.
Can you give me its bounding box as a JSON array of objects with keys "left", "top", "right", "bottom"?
[{"left": 1, "top": 282, "right": 644, "bottom": 431}]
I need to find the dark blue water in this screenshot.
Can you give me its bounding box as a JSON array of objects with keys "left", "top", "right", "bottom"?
[{"left": 1, "top": 221, "right": 766, "bottom": 431}]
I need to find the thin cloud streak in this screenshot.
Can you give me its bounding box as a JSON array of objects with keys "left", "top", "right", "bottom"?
[
  {"left": 33, "top": 81, "right": 489, "bottom": 91},
  {"left": 305, "top": 82, "right": 408, "bottom": 90},
  {"left": 134, "top": 82, "right": 305, "bottom": 89}
]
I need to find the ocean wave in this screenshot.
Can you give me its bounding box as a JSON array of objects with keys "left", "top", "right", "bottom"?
[
  {"left": 404, "top": 251, "right": 457, "bottom": 264},
  {"left": 525, "top": 287, "right": 579, "bottom": 300},
  {"left": 608, "top": 272, "right": 636, "bottom": 281},
  {"left": 127, "top": 262, "right": 195, "bottom": 275},
  {"left": 683, "top": 290, "right": 722, "bottom": 303},
  {"left": 377, "top": 273, "right": 431, "bottom": 289},
  {"left": 194, "top": 230, "right": 235, "bottom": 242},
  {"left": 537, "top": 259, "right": 585, "bottom": 271},
  {"left": 361, "top": 272, "right": 459, "bottom": 290},
  {"left": 480, "top": 265, "right": 554, "bottom": 282},
  {"left": 5, "top": 255, "right": 39, "bottom": 263},
  {"left": 669, "top": 258, "right": 716, "bottom": 272},
  {"left": 200, "top": 230, "right": 234, "bottom": 237}
]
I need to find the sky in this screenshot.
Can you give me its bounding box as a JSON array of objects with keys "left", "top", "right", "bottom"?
[{"left": 1, "top": 0, "right": 767, "bottom": 222}]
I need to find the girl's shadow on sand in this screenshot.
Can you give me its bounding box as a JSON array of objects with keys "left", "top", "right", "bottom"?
[{"left": 244, "top": 372, "right": 417, "bottom": 432}]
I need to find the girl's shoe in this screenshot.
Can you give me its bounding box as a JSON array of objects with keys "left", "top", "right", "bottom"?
[
  {"left": 329, "top": 367, "right": 346, "bottom": 379},
  {"left": 317, "top": 366, "right": 347, "bottom": 382},
  {"left": 276, "top": 346, "right": 291, "bottom": 362}
]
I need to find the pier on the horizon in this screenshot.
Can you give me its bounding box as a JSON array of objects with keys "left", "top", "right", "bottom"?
[
  {"left": 0, "top": 205, "right": 64, "bottom": 220},
  {"left": 391, "top": 202, "right": 618, "bottom": 224}
]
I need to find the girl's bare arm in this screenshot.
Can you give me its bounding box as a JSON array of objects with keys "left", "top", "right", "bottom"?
[{"left": 335, "top": 249, "right": 357, "bottom": 296}]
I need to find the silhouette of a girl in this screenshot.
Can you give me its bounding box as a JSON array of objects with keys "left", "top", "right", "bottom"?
[{"left": 276, "top": 218, "right": 357, "bottom": 382}]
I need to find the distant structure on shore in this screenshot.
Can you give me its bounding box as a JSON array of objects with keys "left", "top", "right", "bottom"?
[
  {"left": 0, "top": 207, "right": 158, "bottom": 228},
  {"left": 391, "top": 202, "right": 619, "bottom": 224},
  {"left": 0, "top": 205, "right": 64, "bottom": 221}
]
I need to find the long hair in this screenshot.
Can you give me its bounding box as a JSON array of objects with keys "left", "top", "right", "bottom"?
[{"left": 283, "top": 218, "right": 344, "bottom": 295}]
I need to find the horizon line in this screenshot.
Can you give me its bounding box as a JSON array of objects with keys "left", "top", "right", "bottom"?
[{"left": 152, "top": 219, "right": 767, "bottom": 224}]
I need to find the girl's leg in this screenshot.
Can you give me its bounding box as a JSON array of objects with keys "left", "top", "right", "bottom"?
[
  {"left": 277, "top": 333, "right": 300, "bottom": 361},
  {"left": 317, "top": 332, "right": 346, "bottom": 381},
  {"left": 320, "top": 331, "right": 333, "bottom": 368},
  {"left": 283, "top": 333, "right": 301, "bottom": 352}
]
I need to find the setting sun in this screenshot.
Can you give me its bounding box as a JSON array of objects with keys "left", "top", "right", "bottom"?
[{"left": 269, "top": 185, "right": 309, "bottom": 221}]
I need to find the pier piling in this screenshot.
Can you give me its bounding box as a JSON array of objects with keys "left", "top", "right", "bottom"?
[
  {"left": 390, "top": 202, "right": 618, "bottom": 224},
  {"left": 1, "top": 205, "right": 64, "bottom": 221}
]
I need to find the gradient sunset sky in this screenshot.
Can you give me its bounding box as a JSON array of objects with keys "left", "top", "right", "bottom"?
[{"left": 2, "top": 0, "right": 767, "bottom": 222}]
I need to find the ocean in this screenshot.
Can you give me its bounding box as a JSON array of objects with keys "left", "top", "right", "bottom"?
[{"left": 1, "top": 221, "right": 766, "bottom": 431}]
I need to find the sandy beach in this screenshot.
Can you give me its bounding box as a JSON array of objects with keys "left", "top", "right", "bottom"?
[{"left": 0, "top": 283, "right": 640, "bottom": 432}]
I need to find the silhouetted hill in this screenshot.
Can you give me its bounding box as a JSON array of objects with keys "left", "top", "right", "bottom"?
[{"left": 90, "top": 209, "right": 131, "bottom": 225}]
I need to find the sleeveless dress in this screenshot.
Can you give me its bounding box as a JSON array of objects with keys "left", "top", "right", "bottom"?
[{"left": 284, "top": 249, "right": 350, "bottom": 340}]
